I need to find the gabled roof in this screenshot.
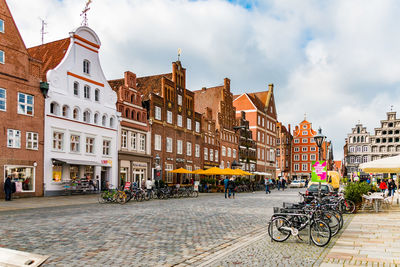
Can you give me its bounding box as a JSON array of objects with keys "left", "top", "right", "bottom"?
[
  {"left": 28, "top": 38, "right": 70, "bottom": 81},
  {"left": 136, "top": 73, "right": 172, "bottom": 100},
  {"left": 247, "top": 91, "right": 270, "bottom": 111},
  {"left": 108, "top": 78, "right": 124, "bottom": 91}
]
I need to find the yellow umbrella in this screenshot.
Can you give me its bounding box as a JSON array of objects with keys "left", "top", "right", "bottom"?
[
  {"left": 192, "top": 169, "right": 204, "bottom": 174},
  {"left": 197, "top": 167, "right": 231, "bottom": 175},
  {"left": 223, "top": 168, "right": 240, "bottom": 175},
  {"left": 168, "top": 167, "right": 194, "bottom": 174},
  {"left": 234, "top": 169, "right": 253, "bottom": 176}
]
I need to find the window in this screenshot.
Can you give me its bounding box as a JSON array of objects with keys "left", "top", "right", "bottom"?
[
  {"left": 155, "top": 106, "right": 161, "bottom": 120},
  {"left": 257, "top": 148, "right": 260, "bottom": 159},
  {"left": 26, "top": 132, "right": 38, "bottom": 150},
  {"left": 166, "top": 164, "right": 173, "bottom": 183},
  {"left": 222, "top": 146, "right": 226, "bottom": 156},
  {"left": 7, "top": 129, "right": 21, "bottom": 148},
  {"left": 50, "top": 102, "right": 59, "bottom": 115},
  {"left": 83, "top": 60, "right": 90, "bottom": 74},
  {"left": 121, "top": 130, "right": 128, "bottom": 148},
  {"left": 52, "top": 131, "right": 64, "bottom": 151},
  {"left": 258, "top": 132, "right": 260, "bottom": 141},
  {"left": 187, "top": 118, "right": 192, "bottom": 130},
  {"left": 262, "top": 133, "right": 265, "bottom": 143},
  {"left": 83, "top": 110, "right": 91, "bottom": 123},
  {"left": 62, "top": 105, "right": 69, "bottom": 117},
  {"left": 294, "top": 155, "right": 299, "bottom": 161},
  {"left": 356, "top": 146, "right": 362, "bottom": 152},
  {"left": 363, "top": 156, "right": 368, "bottom": 163},
  {"left": 178, "top": 95, "right": 182, "bottom": 106},
  {"left": 310, "top": 147, "right": 316, "bottom": 151},
  {"left": 0, "top": 19, "right": 4, "bottom": 33},
  {"left": 363, "top": 146, "right": 368, "bottom": 152},
  {"left": 187, "top": 142, "right": 192, "bottom": 156},
  {"left": 94, "top": 113, "right": 99, "bottom": 124},
  {"left": 73, "top": 82, "right": 79, "bottom": 96},
  {"left": 95, "top": 89, "right": 100, "bottom": 102},
  {"left": 262, "top": 149, "right": 265, "bottom": 160},
  {"left": 139, "top": 134, "right": 145, "bottom": 152},
  {"left": 86, "top": 137, "right": 95, "bottom": 154},
  {"left": 5, "top": 166, "right": 35, "bottom": 192},
  {"left": 166, "top": 137, "right": 173, "bottom": 153},
  {"left": 131, "top": 132, "right": 137, "bottom": 150},
  {"left": 70, "top": 135, "right": 80, "bottom": 152},
  {"left": 215, "top": 150, "right": 218, "bottom": 162},
  {"left": 294, "top": 164, "right": 299, "bottom": 171},
  {"left": 227, "top": 147, "right": 232, "bottom": 157},
  {"left": 167, "top": 111, "right": 172, "bottom": 124},
  {"left": 195, "top": 121, "right": 200, "bottom": 133},
  {"left": 155, "top": 134, "right": 161, "bottom": 151},
  {"left": 302, "top": 164, "right": 308, "bottom": 171},
  {"left": 302, "top": 154, "right": 307, "bottom": 161},
  {"left": 84, "top": 85, "right": 90, "bottom": 99},
  {"left": 294, "top": 139, "right": 300, "bottom": 144},
  {"left": 208, "top": 123, "right": 211, "bottom": 131},
  {"left": 177, "top": 140, "right": 183, "bottom": 154},
  {"left": 302, "top": 138, "right": 307, "bottom": 143},
  {"left": 294, "top": 147, "right": 300, "bottom": 152},
  {"left": 177, "top": 115, "right": 182, "bottom": 127},
  {"left": 103, "top": 140, "right": 111, "bottom": 156},
  {"left": 258, "top": 116, "right": 260, "bottom": 125},
  {"left": 73, "top": 108, "right": 79, "bottom": 120},
  {"left": 210, "top": 149, "right": 213, "bottom": 161},
  {"left": 302, "top": 147, "right": 307, "bottom": 152},
  {"left": 204, "top": 147, "right": 208, "bottom": 160},
  {"left": 110, "top": 117, "right": 114, "bottom": 128},
  {"left": 0, "top": 88, "right": 6, "bottom": 111},
  {"left": 0, "top": 50, "right": 4, "bottom": 64},
  {"left": 195, "top": 144, "right": 200, "bottom": 157},
  {"left": 349, "top": 146, "right": 355, "bottom": 153},
  {"left": 233, "top": 149, "right": 236, "bottom": 159},
  {"left": 310, "top": 154, "right": 316, "bottom": 161},
  {"left": 18, "top": 93, "right": 34, "bottom": 115},
  {"left": 262, "top": 118, "right": 265, "bottom": 127},
  {"left": 302, "top": 131, "right": 308, "bottom": 135}
]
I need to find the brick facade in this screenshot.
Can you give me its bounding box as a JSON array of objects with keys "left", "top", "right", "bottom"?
[
  {"left": 276, "top": 122, "right": 292, "bottom": 179},
  {"left": 0, "top": 0, "right": 44, "bottom": 197},
  {"left": 235, "top": 111, "right": 257, "bottom": 172}
]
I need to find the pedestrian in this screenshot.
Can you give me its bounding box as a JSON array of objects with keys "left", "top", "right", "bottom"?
[
  {"left": 224, "top": 177, "right": 229, "bottom": 199},
  {"left": 388, "top": 178, "right": 396, "bottom": 196},
  {"left": 277, "top": 178, "right": 281, "bottom": 191},
  {"left": 228, "top": 178, "right": 236, "bottom": 199},
  {"left": 265, "top": 178, "right": 271, "bottom": 194},
  {"left": 146, "top": 178, "right": 153, "bottom": 199},
  {"left": 379, "top": 180, "right": 388, "bottom": 193},
  {"left": 281, "top": 178, "right": 286, "bottom": 191},
  {"left": 305, "top": 178, "right": 309, "bottom": 188},
  {"left": 4, "top": 175, "right": 12, "bottom": 201}
]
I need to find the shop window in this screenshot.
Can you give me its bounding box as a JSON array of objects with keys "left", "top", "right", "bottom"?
[
  {"left": 5, "top": 166, "right": 35, "bottom": 192},
  {"left": 70, "top": 165, "right": 79, "bottom": 179},
  {"left": 52, "top": 164, "right": 62, "bottom": 182}
]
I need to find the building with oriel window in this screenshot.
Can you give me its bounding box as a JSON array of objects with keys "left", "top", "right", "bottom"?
[
  {"left": 109, "top": 71, "right": 151, "bottom": 188},
  {"left": 0, "top": 0, "right": 44, "bottom": 197},
  {"left": 28, "top": 26, "right": 119, "bottom": 196}
]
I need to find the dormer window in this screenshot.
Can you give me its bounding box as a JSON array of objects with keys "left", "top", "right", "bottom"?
[{"left": 83, "top": 60, "right": 90, "bottom": 74}]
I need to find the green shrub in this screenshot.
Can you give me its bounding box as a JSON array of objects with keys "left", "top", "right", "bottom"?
[{"left": 344, "top": 182, "right": 372, "bottom": 204}]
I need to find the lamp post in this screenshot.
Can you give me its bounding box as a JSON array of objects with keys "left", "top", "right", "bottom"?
[
  {"left": 154, "top": 154, "right": 161, "bottom": 187},
  {"left": 314, "top": 127, "right": 326, "bottom": 200}
]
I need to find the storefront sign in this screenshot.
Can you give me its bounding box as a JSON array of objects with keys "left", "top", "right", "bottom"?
[
  {"left": 311, "top": 161, "right": 327, "bottom": 183},
  {"left": 101, "top": 160, "right": 112, "bottom": 166},
  {"left": 124, "top": 181, "right": 131, "bottom": 190},
  {"left": 132, "top": 162, "right": 147, "bottom": 167}
]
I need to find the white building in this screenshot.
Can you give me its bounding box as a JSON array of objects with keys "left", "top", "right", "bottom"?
[{"left": 29, "top": 26, "right": 119, "bottom": 196}]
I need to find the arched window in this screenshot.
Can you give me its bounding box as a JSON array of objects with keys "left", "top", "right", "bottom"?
[
  {"left": 84, "top": 85, "right": 90, "bottom": 99},
  {"left": 110, "top": 117, "right": 114, "bottom": 128},
  {"left": 361, "top": 136, "right": 364, "bottom": 142},
  {"left": 83, "top": 59, "right": 90, "bottom": 74},
  {"left": 73, "top": 82, "right": 79, "bottom": 96},
  {"left": 73, "top": 108, "right": 79, "bottom": 120},
  {"left": 357, "top": 127, "right": 360, "bottom": 133},
  {"left": 125, "top": 109, "right": 129, "bottom": 118},
  {"left": 62, "top": 105, "right": 69, "bottom": 117},
  {"left": 357, "top": 136, "right": 360, "bottom": 143},
  {"left": 130, "top": 94, "right": 134, "bottom": 103},
  {"left": 94, "top": 113, "right": 99, "bottom": 124},
  {"left": 131, "top": 110, "right": 135, "bottom": 119},
  {"left": 50, "top": 102, "right": 59, "bottom": 115},
  {"left": 95, "top": 89, "right": 100, "bottom": 102},
  {"left": 376, "top": 138, "right": 380, "bottom": 143},
  {"left": 137, "top": 112, "right": 140, "bottom": 121},
  {"left": 353, "top": 136, "right": 356, "bottom": 143},
  {"left": 83, "top": 110, "right": 91, "bottom": 123},
  {"left": 102, "top": 115, "right": 106, "bottom": 126}
]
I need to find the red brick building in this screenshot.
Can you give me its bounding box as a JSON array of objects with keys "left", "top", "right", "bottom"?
[
  {"left": 109, "top": 71, "right": 152, "bottom": 188},
  {"left": 235, "top": 111, "right": 257, "bottom": 172},
  {"left": 194, "top": 78, "right": 239, "bottom": 169},
  {"left": 276, "top": 122, "right": 292, "bottom": 180},
  {"left": 137, "top": 61, "right": 203, "bottom": 184},
  {"left": 233, "top": 84, "right": 278, "bottom": 178},
  {"left": 201, "top": 107, "right": 220, "bottom": 170},
  {"left": 0, "top": 0, "right": 44, "bottom": 197}
]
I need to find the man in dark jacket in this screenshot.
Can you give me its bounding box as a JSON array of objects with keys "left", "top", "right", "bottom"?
[
  {"left": 4, "top": 175, "right": 12, "bottom": 201},
  {"left": 224, "top": 177, "right": 229, "bottom": 198}
]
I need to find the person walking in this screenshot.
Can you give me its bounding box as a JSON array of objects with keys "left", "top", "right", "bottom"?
[
  {"left": 265, "top": 178, "right": 271, "bottom": 194},
  {"left": 145, "top": 178, "right": 153, "bottom": 199},
  {"left": 305, "top": 178, "right": 309, "bottom": 188},
  {"left": 228, "top": 178, "right": 236, "bottom": 199},
  {"left": 224, "top": 177, "right": 229, "bottom": 198},
  {"left": 4, "top": 175, "right": 12, "bottom": 201},
  {"left": 388, "top": 178, "right": 396, "bottom": 196},
  {"left": 281, "top": 178, "right": 286, "bottom": 191},
  {"left": 277, "top": 177, "right": 281, "bottom": 191},
  {"left": 379, "top": 180, "right": 388, "bottom": 194}
]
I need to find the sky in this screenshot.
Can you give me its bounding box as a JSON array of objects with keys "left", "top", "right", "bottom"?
[{"left": 7, "top": 0, "right": 400, "bottom": 160}]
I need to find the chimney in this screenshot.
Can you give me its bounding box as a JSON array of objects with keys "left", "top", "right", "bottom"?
[
  {"left": 202, "top": 87, "right": 207, "bottom": 91},
  {"left": 288, "top": 124, "right": 291, "bottom": 134},
  {"left": 124, "top": 71, "right": 136, "bottom": 88},
  {"left": 268, "top": 83, "right": 274, "bottom": 92}
]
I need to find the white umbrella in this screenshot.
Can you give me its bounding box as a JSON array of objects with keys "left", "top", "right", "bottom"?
[{"left": 359, "top": 155, "right": 400, "bottom": 173}]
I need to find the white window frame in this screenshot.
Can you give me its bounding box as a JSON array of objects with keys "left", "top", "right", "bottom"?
[
  {"left": 294, "top": 139, "right": 300, "bottom": 144},
  {"left": 167, "top": 111, "right": 172, "bottom": 124},
  {"left": 139, "top": 134, "right": 145, "bottom": 152},
  {"left": 0, "top": 19, "right": 4, "bottom": 33},
  {"left": 177, "top": 95, "right": 182, "bottom": 106},
  {"left": 83, "top": 59, "right": 90, "bottom": 74},
  {"left": 195, "top": 121, "right": 200, "bottom": 133},
  {"left": 7, "top": 129, "right": 21, "bottom": 148},
  {"left": 177, "top": 140, "right": 183, "bottom": 155},
  {"left": 187, "top": 118, "right": 192, "bottom": 130},
  {"left": 262, "top": 149, "right": 265, "bottom": 160},
  {"left": 187, "top": 142, "right": 192, "bottom": 156},
  {"left": 121, "top": 130, "right": 128, "bottom": 149},
  {"left": 73, "top": 82, "right": 79, "bottom": 96},
  {"left": 210, "top": 149, "right": 213, "bottom": 161},
  {"left": 26, "top": 132, "right": 38, "bottom": 150},
  {"left": 302, "top": 154, "right": 307, "bottom": 161},
  {"left": 227, "top": 147, "right": 232, "bottom": 157},
  {"left": 302, "top": 131, "right": 308, "bottom": 135},
  {"left": 302, "top": 147, "right": 307, "bottom": 152},
  {"left": 310, "top": 147, "right": 316, "bottom": 151},
  {"left": 86, "top": 137, "right": 95, "bottom": 154},
  {"left": 294, "top": 164, "right": 299, "bottom": 171},
  {"left": 52, "top": 131, "right": 64, "bottom": 151},
  {"left": 17, "top": 92, "right": 34, "bottom": 116},
  {"left": 95, "top": 89, "right": 100, "bottom": 102},
  {"left": 155, "top": 106, "right": 161, "bottom": 120},
  {"left": 215, "top": 149, "right": 218, "bottom": 162},
  {"left": 166, "top": 164, "right": 174, "bottom": 183},
  {"left": 294, "top": 147, "right": 300, "bottom": 152},
  {"left": 302, "top": 138, "right": 307, "bottom": 143},
  {"left": 102, "top": 139, "right": 111, "bottom": 156},
  {"left": 83, "top": 110, "right": 91, "bottom": 123},
  {"left": 166, "top": 137, "right": 173, "bottom": 153},
  {"left": 0, "top": 88, "right": 5, "bottom": 111},
  {"left": 130, "top": 132, "right": 137, "bottom": 150},
  {"left": 177, "top": 115, "right": 182, "bottom": 127},
  {"left": 204, "top": 147, "right": 208, "bottom": 160},
  {"left": 84, "top": 85, "right": 90, "bottom": 99},
  {"left": 195, "top": 144, "right": 200, "bottom": 157},
  {"left": 70, "top": 134, "right": 81, "bottom": 153},
  {"left": 302, "top": 164, "right": 308, "bottom": 171},
  {"left": 310, "top": 154, "right": 316, "bottom": 161},
  {"left": 155, "top": 134, "right": 161, "bottom": 151},
  {"left": 233, "top": 149, "right": 236, "bottom": 159},
  {"left": 222, "top": 146, "right": 226, "bottom": 157},
  {"left": 294, "top": 155, "right": 299, "bottom": 161}
]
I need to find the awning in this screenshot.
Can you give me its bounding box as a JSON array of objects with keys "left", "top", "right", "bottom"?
[
  {"left": 253, "top": 171, "right": 272, "bottom": 176},
  {"left": 359, "top": 155, "right": 400, "bottom": 173},
  {"left": 52, "top": 158, "right": 103, "bottom": 166},
  {"left": 168, "top": 168, "right": 194, "bottom": 174}
]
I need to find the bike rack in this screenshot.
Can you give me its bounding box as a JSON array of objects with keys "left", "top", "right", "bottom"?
[{"left": 270, "top": 212, "right": 312, "bottom": 245}]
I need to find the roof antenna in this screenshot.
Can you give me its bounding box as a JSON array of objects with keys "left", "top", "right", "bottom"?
[
  {"left": 81, "top": 0, "right": 92, "bottom": 26},
  {"left": 39, "top": 18, "right": 47, "bottom": 44},
  {"left": 178, "top": 48, "right": 181, "bottom": 61},
  {"left": 390, "top": 105, "right": 394, "bottom": 112}
]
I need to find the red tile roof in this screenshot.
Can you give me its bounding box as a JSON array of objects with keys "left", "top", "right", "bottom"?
[
  {"left": 136, "top": 73, "right": 172, "bottom": 100},
  {"left": 27, "top": 38, "right": 70, "bottom": 81}
]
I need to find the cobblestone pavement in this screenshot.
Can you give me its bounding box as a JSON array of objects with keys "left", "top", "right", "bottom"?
[{"left": 0, "top": 189, "right": 345, "bottom": 266}]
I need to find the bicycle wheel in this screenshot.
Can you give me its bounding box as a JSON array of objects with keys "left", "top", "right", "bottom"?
[
  {"left": 98, "top": 192, "right": 107, "bottom": 204},
  {"left": 117, "top": 191, "right": 127, "bottom": 204},
  {"left": 144, "top": 191, "right": 150, "bottom": 201},
  {"left": 332, "top": 210, "right": 343, "bottom": 229},
  {"left": 343, "top": 199, "right": 356, "bottom": 214},
  {"left": 323, "top": 211, "right": 340, "bottom": 236},
  {"left": 268, "top": 217, "right": 291, "bottom": 242},
  {"left": 191, "top": 191, "right": 199, "bottom": 198},
  {"left": 310, "top": 220, "right": 331, "bottom": 247}
]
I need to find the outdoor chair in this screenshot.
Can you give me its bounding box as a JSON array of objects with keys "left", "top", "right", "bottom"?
[
  {"left": 383, "top": 196, "right": 393, "bottom": 209},
  {"left": 361, "top": 194, "right": 373, "bottom": 211}
]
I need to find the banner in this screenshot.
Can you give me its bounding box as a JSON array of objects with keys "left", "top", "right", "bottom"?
[{"left": 311, "top": 161, "right": 327, "bottom": 183}]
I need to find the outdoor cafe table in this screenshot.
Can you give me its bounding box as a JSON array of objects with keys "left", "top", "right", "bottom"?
[{"left": 369, "top": 193, "right": 384, "bottom": 213}]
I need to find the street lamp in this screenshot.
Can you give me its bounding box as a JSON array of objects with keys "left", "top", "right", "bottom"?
[{"left": 314, "top": 127, "right": 326, "bottom": 200}]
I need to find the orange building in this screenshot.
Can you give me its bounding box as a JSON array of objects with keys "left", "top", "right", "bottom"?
[{"left": 291, "top": 119, "right": 330, "bottom": 180}]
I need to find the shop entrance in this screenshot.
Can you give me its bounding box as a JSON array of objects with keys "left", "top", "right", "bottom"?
[
  {"left": 132, "top": 168, "right": 146, "bottom": 188},
  {"left": 101, "top": 167, "right": 109, "bottom": 190}
]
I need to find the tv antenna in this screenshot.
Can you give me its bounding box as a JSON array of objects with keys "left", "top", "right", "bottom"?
[
  {"left": 81, "top": 0, "right": 92, "bottom": 26},
  {"left": 39, "top": 18, "right": 47, "bottom": 44}
]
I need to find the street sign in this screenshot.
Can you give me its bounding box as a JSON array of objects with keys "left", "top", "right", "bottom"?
[{"left": 311, "top": 161, "right": 327, "bottom": 183}]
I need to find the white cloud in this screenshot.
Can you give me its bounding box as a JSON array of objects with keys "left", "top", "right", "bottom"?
[{"left": 7, "top": 0, "right": 400, "bottom": 159}]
